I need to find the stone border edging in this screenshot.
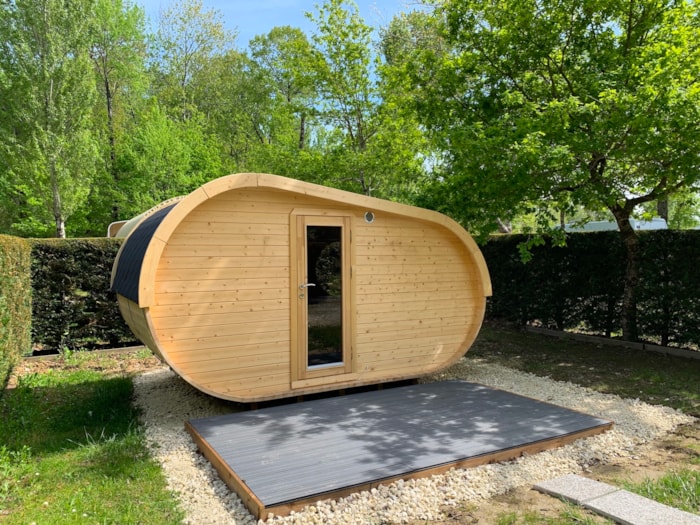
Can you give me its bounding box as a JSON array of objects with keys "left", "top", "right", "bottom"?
[{"left": 525, "top": 326, "right": 700, "bottom": 361}]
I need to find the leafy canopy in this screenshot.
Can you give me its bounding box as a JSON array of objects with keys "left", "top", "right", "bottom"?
[{"left": 411, "top": 0, "right": 700, "bottom": 235}]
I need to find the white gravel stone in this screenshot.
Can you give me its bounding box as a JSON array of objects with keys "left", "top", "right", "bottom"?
[{"left": 132, "top": 359, "right": 694, "bottom": 525}]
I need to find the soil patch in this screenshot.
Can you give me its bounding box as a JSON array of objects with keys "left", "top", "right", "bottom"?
[{"left": 428, "top": 420, "right": 700, "bottom": 524}]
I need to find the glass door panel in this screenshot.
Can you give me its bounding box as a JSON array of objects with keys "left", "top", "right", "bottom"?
[
  {"left": 305, "top": 225, "right": 343, "bottom": 368},
  {"left": 292, "top": 213, "right": 352, "bottom": 383}
]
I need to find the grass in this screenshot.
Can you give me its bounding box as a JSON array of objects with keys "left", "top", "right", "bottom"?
[
  {"left": 0, "top": 361, "right": 183, "bottom": 524},
  {"left": 495, "top": 505, "right": 613, "bottom": 524},
  {"left": 469, "top": 322, "right": 700, "bottom": 417},
  {"left": 624, "top": 470, "right": 700, "bottom": 514}
]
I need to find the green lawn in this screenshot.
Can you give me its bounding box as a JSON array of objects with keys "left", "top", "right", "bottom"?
[
  {"left": 469, "top": 323, "right": 700, "bottom": 417},
  {"left": 0, "top": 364, "right": 183, "bottom": 524}
]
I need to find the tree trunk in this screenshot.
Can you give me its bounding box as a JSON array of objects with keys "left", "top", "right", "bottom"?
[
  {"left": 298, "top": 113, "right": 306, "bottom": 150},
  {"left": 49, "top": 154, "right": 66, "bottom": 238},
  {"left": 52, "top": 183, "right": 66, "bottom": 238},
  {"left": 657, "top": 197, "right": 669, "bottom": 223},
  {"left": 55, "top": 216, "right": 66, "bottom": 238},
  {"left": 104, "top": 77, "right": 121, "bottom": 222},
  {"left": 611, "top": 206, "right": 640, "bottom": 341},
  {"left": 496, "top": 218, "right": 512, "bottom": 233}
]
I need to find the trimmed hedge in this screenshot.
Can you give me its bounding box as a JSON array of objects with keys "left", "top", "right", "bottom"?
[
  {"left": 0, "top": 235, "right": 32, "bottom": 389},
  {"left": 10, "top": 230, "right": 700, "bottom": 354},
  {"left": 30, "top": 239, "right": 136, "bottom": 352},
  {"left": 483, "top": 230, "right": 700, "bottom": 347}
]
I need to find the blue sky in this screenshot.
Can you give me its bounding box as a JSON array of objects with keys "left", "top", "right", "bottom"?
[{"left": 137, "top": 0, "right": 416, "bottom": 48}]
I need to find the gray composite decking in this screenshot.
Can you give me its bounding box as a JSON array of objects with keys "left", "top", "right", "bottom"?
[{"left": 185, "top": 380, "right": 613, "bottom": 519}]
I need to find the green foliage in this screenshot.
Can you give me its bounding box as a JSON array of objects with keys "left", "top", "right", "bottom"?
[
  {"left": 300, "top": 0, "right": 430, "bottom": 200},
  {"left": 403, "top": 0, "right": 700, "bottom": 340},
  {"left": 413, "top": 0, "right": 700, "bottom": 233},
  {"left": 113, "top": 103, "right": 224, "bottom": 218},
  {"left": 0, "top": 235, "right": 31, "bottom": 390},
  {"left": 624, "top": 470, "right": 700, "bottom": 514},
  {"left": 87, "top": 0, "right": 150, "bottom": 230},
  {"left": 30, "top": 238, "right": 135, "bottom": 352},
  {"left": 0, "top": 367, "right": 184, "bottom": 523},
  {"left": 483, "top": 230, "right": 700, "bottom": 347},
  {"left": 0, "top": 0, "right": 100, "bottom": 238},
  {"left": 152, "top": 0, "right": 234, "bottom": 119}
]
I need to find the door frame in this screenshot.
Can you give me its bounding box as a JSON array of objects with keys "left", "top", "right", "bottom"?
[{"left": 290, "top": 209, "right": 354, "bottom": 386}]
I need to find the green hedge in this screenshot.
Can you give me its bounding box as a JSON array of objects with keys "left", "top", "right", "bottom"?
[
  {"left": 0, "top": 235, "right": 32, "bottom": 389},
  {"left": 30, "top": 239, "right": 136, "bottom": 352},
  {"left": 13, "top": 230, "right": 700, "bottom": 354},
  {"left": 483, "top": 230, "right": 700, "bottom": 347}
]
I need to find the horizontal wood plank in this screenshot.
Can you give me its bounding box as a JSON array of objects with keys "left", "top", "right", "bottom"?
[
  {"left": 154, "top": 277, "right": 289, "bottom": 294},
  {"left": 353, "top": 271, "right": 468, "bottom": 286},
  {"left": 159, "top": 330, "right": 290, "bottom": 353},
  {"left": 149, "top": 298, "right": 287, "bottom": 319},
  {"left": 353, "top": 263, "right": 473, "bottom": 276},
  {"left": 356, "top": 299, "right": 474, "bottom": 316},
  {"left": 191, "top": 362, "right": 289, "bottom": 384},
  {"left": 157, "top": 256, "right": 289, "bottom": 269},
  {"left": 355, "top": 326, "right": 468, "bottom": 345},
  {"left": 153, "top": 308, "right": 288, "bottom": 330},
  {"left": 357, "top": 315, "right": 470, "bottom": 335},
  {"left": 167, "top": 341, "right": 290, "bottom": 365},
  {"left": 355, "top": 289, "right": 473, "bottom": 305},
  {"left": 354, "top": 244, "right": 461, "bottom": 257},
  {"left": 154, "top": 267, "right": 290, "bottom": 282},
  {"left": 156, "top": 319, "right": 288, "bottom": 342},
  {"left": 174, "top": 353, "right": 289, "bottom": 375},
  {"left": 165, "top": 233, "right": 288, "bottom": 247},
  {"left": 162, "top": 244, "right": 288, "bottom": 258},
  {"left": 153, "top": 288, "right": 289, "bottom": 306}
]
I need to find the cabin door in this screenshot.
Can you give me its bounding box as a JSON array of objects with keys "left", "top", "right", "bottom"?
[{"left": 291, "top": 213, "right": 352, "bottom": 384}]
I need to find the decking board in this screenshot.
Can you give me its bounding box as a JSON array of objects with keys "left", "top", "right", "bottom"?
[{"left": 186, "top": 380, "right": 612, "bottom": 520}]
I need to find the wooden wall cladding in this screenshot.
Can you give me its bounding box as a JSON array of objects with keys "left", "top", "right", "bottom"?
[{"left": 111, "top": 174, "right": 491, "bottom": 401}]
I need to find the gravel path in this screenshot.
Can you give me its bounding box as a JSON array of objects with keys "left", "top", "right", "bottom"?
[{"left": 132, "top": 358, "right": 694, "bottom": 524}]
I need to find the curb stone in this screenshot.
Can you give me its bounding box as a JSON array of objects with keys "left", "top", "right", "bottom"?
[{"left": 534, "top": 474, "right": 700, "bottom": 525}]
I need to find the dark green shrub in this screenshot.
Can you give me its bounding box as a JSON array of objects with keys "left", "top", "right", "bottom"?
[
  {"left": 30, "top": 239, "right": 136, "bottom": 352},
  {"left": 483, "top": 230, "right": 700, "bottom": 347},
  {"left": 637, "top": 231, "right": 700, "bottom": 347},
  {"left": 0, "top": 235, "right": 32, "bottom": 389}
]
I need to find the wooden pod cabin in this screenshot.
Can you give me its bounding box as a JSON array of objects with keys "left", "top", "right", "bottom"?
[{"left": 111, "top": 173, "right": 492, "bottom": 402}]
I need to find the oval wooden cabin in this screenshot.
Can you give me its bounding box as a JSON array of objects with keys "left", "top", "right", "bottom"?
[{"left": 111, "top": 173, "right": 492, "bottom": 402}]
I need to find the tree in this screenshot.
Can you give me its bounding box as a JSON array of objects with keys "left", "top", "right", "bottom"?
[
  {"left": 90, "top": 0, "right": 149, "bottom": 222},
  {"left": 0, "top": 0, "right": 98, "bottom": 237},
  {"left": 377, "top": 10, "right": 446, "bottom": 202},
  {"left": 115, "top": 102, "right": 223, "bottom": 215},
  {"left": 305, "top": 0, "right": 381, "bottom": 194},
  {"left": 408, "top": 0, "right": 700, "bottom": 340},
  {"left": 249, "top": 26, "right": 318, "bottom": 151},
  {"left": 151, "top": 0, "right": 234, "bottom": 120}
]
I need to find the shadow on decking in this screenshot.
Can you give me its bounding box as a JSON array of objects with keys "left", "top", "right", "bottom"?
[{"left": 186, "top": 380, "right": 612, "bottom": 520}]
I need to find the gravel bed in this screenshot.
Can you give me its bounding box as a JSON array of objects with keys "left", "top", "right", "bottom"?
[{"left": 132, "top": 358, "right": 694, "bottom": 524}]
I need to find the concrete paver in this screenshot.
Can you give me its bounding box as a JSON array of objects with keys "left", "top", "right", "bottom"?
[
  {"left": 535, "top": 474, "right": 619, "bottom": 504},
  {"left": 534, "top": 474, "right": 700, "bottom": 525}
]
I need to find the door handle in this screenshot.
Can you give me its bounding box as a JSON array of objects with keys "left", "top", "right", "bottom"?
[{"left": 298, "top": 282, "right": 315, "bottom": 299}]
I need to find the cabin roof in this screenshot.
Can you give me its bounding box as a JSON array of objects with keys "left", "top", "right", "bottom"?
[{"left": 111, "top": 202, "right": 178, "bottom": 302}]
